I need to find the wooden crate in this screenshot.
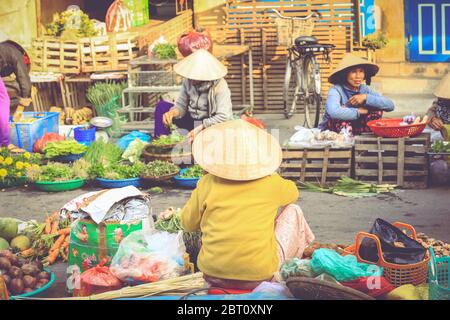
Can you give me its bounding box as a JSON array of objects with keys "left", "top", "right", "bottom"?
[
  {"left": 195, "top": 0, "right": 357, "bottom": 112},
  {"left": 280, "top": 146, "right": 353, "bottom": 186},
  {"left": 354, "top": 133, "right": 431, "bottom": 189},
  {"left": 80, "top": 32, "right": 140, "bottom": 73},
  {"left": 31, "top": 37, "right": 81, "bottom": 74}
]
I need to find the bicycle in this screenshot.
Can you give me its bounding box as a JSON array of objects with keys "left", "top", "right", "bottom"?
[{"left": 266, "top": 9, "right": 334, "bottom": 127}]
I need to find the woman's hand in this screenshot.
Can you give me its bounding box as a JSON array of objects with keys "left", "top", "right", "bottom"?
[
  {"left": 162, "top": 109, "right": 180, "bottom": 127},
  {"left": 430, "top": 116, "right": 444, "bottom": 130},
  {"left": 188, "top": 125, "right": 204, "bottom": 143},
  {"left": 348, "top": 94, "right": 367, "bottom": 106}
]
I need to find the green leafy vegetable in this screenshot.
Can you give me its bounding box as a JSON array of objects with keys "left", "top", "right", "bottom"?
[
  {"left": 100, "top": 162, "right": 145, "bottom": 180},
  {"left": 27, "top": 163, "right": 81, "bottom": 182},
  {"left": 181, "top": 165, "right": 204, "bottom": 179},
  {"left": 150, "top": 128, "right": 185, "bottom": 147},
  {"left": 83, "top": 139, "right": 123, "bottom": 166},
  {"left": 152, "top": 43, "right": 177, "bottom": 60},
  {"left": 431, "top": 141, "right": 450, "bottom": 153},
  {"left": 142, "top": 160, "right": 179, "bottom": 178},
  {"left": 299, "top": 176, "right": 396, "bottom": 198},
  {"left": 43, "top": 140, "right": 87, "bottom": 158}
]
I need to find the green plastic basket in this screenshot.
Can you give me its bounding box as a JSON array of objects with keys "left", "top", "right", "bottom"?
[
  {"left": 34, "top": 179, "right": 86, "bottom": 192},
  {"left": 428, "top": 247, "right": 450, "bottom": 300}
]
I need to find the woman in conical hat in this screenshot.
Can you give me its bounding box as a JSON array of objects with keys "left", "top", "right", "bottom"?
[
  {"left": 180, "top": 119, "right": 315, "bottom": 290},
  {"left": 427, "top": 73, "right": 450, "bottom": 140},
  {"left": 157, "top": 49, "right": 233, "bottom": 141},
  {"left": 318, "top": 53, "right": 395, "bottom": 135}
]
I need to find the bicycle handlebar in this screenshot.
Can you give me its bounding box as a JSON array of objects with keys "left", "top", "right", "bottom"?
[{"left": 264, "top": 8, "right": 321, "bottom": 20}]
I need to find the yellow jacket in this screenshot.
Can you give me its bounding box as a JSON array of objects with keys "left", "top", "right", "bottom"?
[{"left": 181, "top": 173, "right": 299, "bottom": 281}]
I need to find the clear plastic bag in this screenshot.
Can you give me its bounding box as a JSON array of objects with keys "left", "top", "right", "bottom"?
[
  {"left": 280, "top": 258, "right": 318, "bottom": 280},
  {"left": 310, "top": 249, "right": 383, "bottom": 282},
  {"left": 110, "top": 230, "right": 187, "bottom": 285},
  {"left": 121, "top": 139, "right": 148, "bottom": 163}
]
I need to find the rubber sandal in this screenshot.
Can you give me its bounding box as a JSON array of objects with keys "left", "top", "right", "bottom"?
[{"left": 286, "top": 277, "right": 376, "bottom": 300}]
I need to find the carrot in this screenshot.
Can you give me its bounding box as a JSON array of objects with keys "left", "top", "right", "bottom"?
[
  {"left": 60, "top": 247, "right": 68, "bottom": 262},
  {"left": 44, "top": 218, "right": 52, "bottom": 234},
  {"left": 45, "top": 249, "right": 60, "bottom": 265},
  {"left": 20, "top": 248, "right": 34, "bottom": 258},
  {"left": 57, "top": 228, "right": 71, "bottom": 236},
  {"left": 62, "top": 235, "right": 70, "bottom": 249},
  {"left": 49, "top": 234, "right": 65, "bottom": 254},
  {"left": 50, "top": 220, "right": 59, "bottom": 234}
]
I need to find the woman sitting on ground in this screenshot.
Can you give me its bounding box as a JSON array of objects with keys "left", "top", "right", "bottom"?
[
  {"left": 180, "top": 119, "right": 315, "bottom": 290},
  {"left": 318, "top": 54, "right": 395, "bottom": 135},
  {"left": 427, "top": 73, "right": 450, "bottom": 141}
]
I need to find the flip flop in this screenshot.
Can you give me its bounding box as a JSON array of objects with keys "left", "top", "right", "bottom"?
[{"left": 286, "top": 277, "right": 375, "bottom": 300}]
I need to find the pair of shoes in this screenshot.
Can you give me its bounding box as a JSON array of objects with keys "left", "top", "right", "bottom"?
[{"left": 7, "top": 144, "right": 26, "bottom": 154}]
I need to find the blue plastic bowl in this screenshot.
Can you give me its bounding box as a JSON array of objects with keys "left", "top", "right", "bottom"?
[
  {"left": 96, "top": 177, "right": 142, "bottom": 189},
  {"left": 10, "top": 269, "right": 56, "bottom": 300},
  {"left": 173, "top": 169, "right": 200, "bottom": 189},
  {"left": 51, "top": 153, "right": 85, "bottom": 163}
]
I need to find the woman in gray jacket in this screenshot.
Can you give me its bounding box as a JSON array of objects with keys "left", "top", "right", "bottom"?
[{"left": 162, "top": 49, "right": 233, "bottom": 142}]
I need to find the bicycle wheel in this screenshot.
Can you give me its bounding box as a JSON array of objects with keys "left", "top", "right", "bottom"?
[
  {"left": 303, "top": 55, "right": 322, "bottom": 128},
  {"left": 283, "top": 58, "right": 301, "bottom": 119}
]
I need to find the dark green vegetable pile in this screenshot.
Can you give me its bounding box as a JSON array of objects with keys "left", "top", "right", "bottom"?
[
  {"left": 142, "top": 160, "right": 179, "bottom": 178},
  {"left": 180, "top": 165, "right": 204, "bottom": 179}
]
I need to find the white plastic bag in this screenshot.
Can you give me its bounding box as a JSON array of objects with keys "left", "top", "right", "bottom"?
[{"left": 110, "top": 230, "right": 187, "bottom": 285}]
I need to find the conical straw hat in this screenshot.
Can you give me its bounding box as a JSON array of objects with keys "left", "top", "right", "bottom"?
[
  {"left": 174, "top": 48, "right": 228, "bottom": 81},
  {"left": 434, "top": 73, "right": 450, "bottom": 99},
  {"left": 329, "top": 53, "right": 379, "bottom": 84},
  {"left": 192, "top": 119, "right": 282, "bottom": 181},
  {"left": 0, "top": 32, "right": 9, "bottom": 43}
]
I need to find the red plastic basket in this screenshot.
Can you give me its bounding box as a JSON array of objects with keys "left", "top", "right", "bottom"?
[{"left": 367, "top": 119, "right": 427, "bottom": 138}]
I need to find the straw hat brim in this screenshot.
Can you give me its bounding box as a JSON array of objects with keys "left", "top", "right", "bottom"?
[
  {"left": 433, "top": 73, "right": 450, "bottom": 99},
  {"left": 328, "top": 54, "right": 379, "bottom": 84},
  {"left": 174, "top": 48, "right": 228, "bottom": 81},
  {"left": 192, "top": 120, "right": 282, "bottom": 181}
]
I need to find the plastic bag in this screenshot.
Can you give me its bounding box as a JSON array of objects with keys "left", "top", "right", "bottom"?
[
  {"left": 117, "top": 131, "right": 151, "bottom": 150},
  {"left": 177, "top": 29, "right": 213, "bottom": 57},
  {"left": 32, "top": 133, "right": 66, "bottom": 153},
  {"left": 110, "top": 230, "right": 187, "bottom": 285},
  {"left": 386, "top": 284, "right": 429, "bottom": 300},
  {"left": 105, "top": 0, "right": 132, "bottom": 33},
  {"left": 280, "top": 258, "right": 318, "bottom": 280},
  {"left": 286, "top": 127, "right": 317, "bottom": 148},
  {"left": 122, "top": 138, "right": 148, "bottom": 163},
  {"left": 252, "top": 282, "right": 293, "bottom": 298},
  {"left": 358, "top": 219, "right": 427, "bottom": 265},
  {"left": 310, "top": 249, "right": 383, "bottom": 282},
  {"left": 79, "top": 260, "right": 123, "bottom": 297}
]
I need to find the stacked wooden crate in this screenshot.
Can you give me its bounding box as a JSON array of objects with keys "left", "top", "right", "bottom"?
[
  {"left": 354, "top": 133, "right": 431, "bottom": 189},
  {"left": 195, "top": 0, "right": 357, "bottom": 113},
  {"left": 280, "top": 146, "right": 353, "bottom": 186}
]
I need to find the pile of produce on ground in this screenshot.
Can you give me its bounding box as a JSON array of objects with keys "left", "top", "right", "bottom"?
[
  {"left": 180, "top": 165, "right": 204, "bottom": 179},
  {"left": 301, "top": 242, "right": 348, "bottom": 259},
  {"left": 142, "top": 160, "right": 179, "bottom": 178},
  {"left": 0, "top": 249, "right": 52, "bottom": 296},
  {"left": 0, "top": 149, "right": 41, "bottom": 187},
  {"left": 416, "top": 233, "right": 450, "bottom": 257},
  {"left": 43, "top": 140, "right": 87, "bottom": 158},
  {"left": 299, "top": 176, "right": 397, "bottom": 198}
]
